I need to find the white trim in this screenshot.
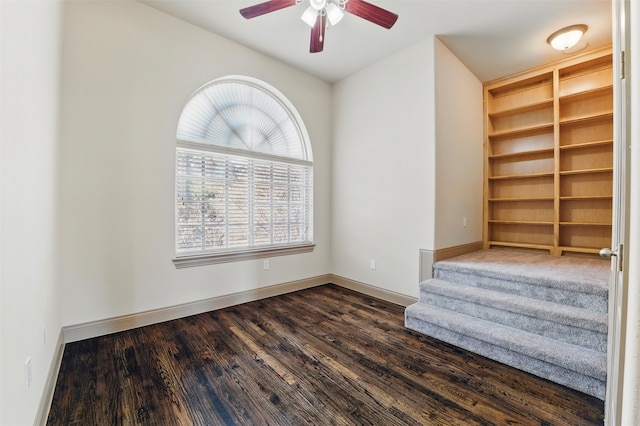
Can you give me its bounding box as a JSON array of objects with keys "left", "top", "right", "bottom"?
[
  {"left": 173, "top": 243, "right": 315, "bottom": 268},
  {"left": 177, "top": 140, "right": 313, "bottom": 167},
  {"left": 63, "top": 274, "right": 330, "bottom": 343},
  {"left": 419, "top": 242, "right": 484, "bottom": 282},
  {"left": 606, "top": 0, "right": 631, "bottom": 423},
  {"left": 35, "top": 330, "right": 65, "bottom": 426},
  {"left": 330, "top": 274, "right": 418, "bottom": 307},
  {"left": 419, "top": 249, "right": 435, "bottom": 282}
]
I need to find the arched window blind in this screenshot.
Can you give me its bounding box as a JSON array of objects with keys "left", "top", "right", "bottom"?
[{"left": 174, "top": 76, "right": 313, "bottom": 266}]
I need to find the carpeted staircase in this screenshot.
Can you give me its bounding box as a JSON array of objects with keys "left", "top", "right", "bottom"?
[{"left": 405, "top": 249, "right": 609, "bottom": 400}]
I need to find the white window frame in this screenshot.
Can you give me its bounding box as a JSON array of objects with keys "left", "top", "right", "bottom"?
[{"left": 173, "top": 76, "right": 314, "bottom": 268}]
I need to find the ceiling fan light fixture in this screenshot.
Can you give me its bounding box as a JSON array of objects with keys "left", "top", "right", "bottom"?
[
  {"left": 309, "top": 0, "right": 327, "bottom": 11},
  {"left": 240, "top": 0, "right": 397, "bottom": 53},
  {"left": 301, "top": 6, "right": 318, "bottom": 27},
  {"left": 325, "top": 3, "right": 344, "bottom": 25},
  {"left": 547, "top": 24, "right": 588, "bottom": 51}
]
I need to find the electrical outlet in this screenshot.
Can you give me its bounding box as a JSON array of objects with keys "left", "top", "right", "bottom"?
[
  {"left": 25, "top": 357, "right": 32, "bottom": 389},
  {"left": 263, "top": 259, "right": 270, "bottom": 270},
  {"left": 370, "top": 259, "right": 376, "bottom": 270}
]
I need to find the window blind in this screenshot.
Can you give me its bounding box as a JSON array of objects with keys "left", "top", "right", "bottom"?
[{"left": 176, "top": 147, "right": 312, "bottom": 254}]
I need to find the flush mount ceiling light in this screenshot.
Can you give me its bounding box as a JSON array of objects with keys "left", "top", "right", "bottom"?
[
  {"left": 547, "top": 24, "right": 588, "bottom": 53},
  {"left": 240, "top": 0, "right": 398, "bottom": 53}
]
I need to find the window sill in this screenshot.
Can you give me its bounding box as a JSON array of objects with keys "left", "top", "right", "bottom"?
[{"left": 172, "top": 243, "right": 316, "bottom": 269}]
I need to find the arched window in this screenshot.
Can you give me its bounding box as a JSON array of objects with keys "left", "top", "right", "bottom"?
[{"left": 173, "top": 76, "right": 314, "bottom": 267}]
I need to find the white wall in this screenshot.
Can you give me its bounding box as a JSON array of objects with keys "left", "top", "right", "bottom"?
[
  {"left": 331, "top": 37, "right": 482, "bottom": 298},
  {"left": 331, "top": 38, "right": 436, "bottom": 298},
  {"left": 433, "top": 38, "right": 483, "bottom": 248},
  {"left": 59, "top": 1, "right": 332, "bottom": 327},
  {"left": 0, "top": 1, "right": 64, "bottom": 424}
]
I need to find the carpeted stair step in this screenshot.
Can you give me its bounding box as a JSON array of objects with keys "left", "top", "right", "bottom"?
[
  {"left": 434, "top": 263, "right": 608, "bottom": 313},
  {"left": 404, "top": 302, "right": 606, "bottom": 399},
  {"left": 420, "top": 279, "right": 608, "bottom": 352}
]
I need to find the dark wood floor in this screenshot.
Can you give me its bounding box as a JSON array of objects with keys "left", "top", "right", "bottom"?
[{"left": 47, "top": 284, "right": 604, "bottom": 425}]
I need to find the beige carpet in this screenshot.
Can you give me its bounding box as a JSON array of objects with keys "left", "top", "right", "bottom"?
[
  {"left": 405, "top": 248, "right": 610, "bottom": 399},
  {"left": 435, "top": 249, "right": 610, "bottom": 291}
]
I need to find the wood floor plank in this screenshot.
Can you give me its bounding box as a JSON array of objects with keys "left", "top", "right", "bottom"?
[
  {"left": 275, "top": 291, "right": 532, "bottom": 425},
  {"left": 197, "top": 309, "right": 336, "bottom": 425},
  {"left": 306, "top": 296, "right": 544, "bottom": 420},
  {"left": 47, "top": 284, "right": 604, "bottom": 425},
  {"left": 215, "top": 308, "right": 382, "bottom": 425},
  {"left": 302, "top": 286, "right": 601, "bottom": 425},
  {"left": 255, "top": 294, "right": 487, "bottom": 424}
]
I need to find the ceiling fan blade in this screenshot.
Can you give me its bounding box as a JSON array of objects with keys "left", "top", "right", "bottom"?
[
  {"left": 344, "top": 0, "right": 398, "bottom": 29},
  {"left": 310, "top": 14, "right": 326, "bottom": 53},
  {"left": 240, "top": 0, "right": 297, "bottom": 19}
]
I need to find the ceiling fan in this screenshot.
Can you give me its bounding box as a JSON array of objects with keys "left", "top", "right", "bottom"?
[{"left": 239, "top": 0, "right": 398, "bottom": 53}]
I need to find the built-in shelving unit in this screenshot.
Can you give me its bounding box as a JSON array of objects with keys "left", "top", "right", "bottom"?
[{"left": 483, "top": 47, "right": 613, "bottom": 256}]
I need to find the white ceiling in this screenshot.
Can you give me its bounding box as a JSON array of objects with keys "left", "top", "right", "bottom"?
[{"left": 141, "top": 0, "right": 612, "bottom": 83}]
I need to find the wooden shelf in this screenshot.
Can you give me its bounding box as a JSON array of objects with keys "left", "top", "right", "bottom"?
[
  {"left": 559, "top": 112, "right": 613, "bottom": 126},
  {"left": 560, "top": 195, "right": 612, "bottom": 201},
  {"left": 489, "top": 220, "right": 553, "bottom": 225},
  {"left": 484, "top": 47, "right": 613, "bottom": 256},
  {"left": 559, "top": 167, "right": 613, "bottom": 176},
  {"left": 560, "top": 139, "right": 613, "bottom": 150},
  {"left": 488, "top": 241, "right": 553, "bottom": 251},
  {"left": 560, "top": 172, "right": 612, "bottom": 197},
  {"left": 489, "top": 197, "right": 554, "bottom": 202},
  {"left": 489, "top": 171, "right": 554, "bottom": 180},
  {"left": 488, "top": 123, "right": 554, "bottom": 139},
  {"left": 559, "top": 85, "right": 613, "bottom": 103},
  {"left": 559, "top": 57, "right": 613, "bottom": 99},
  {"left": 489, "top": 148, "right": 554, "bottom": 160},
  {"left": 560, "top": 222, "right": 612, "bottom": 227},
  {"left": 559, "top": 245, "right": 602, "bottom": 253},
  {"left": 489, "top": 99, "right": 554, "bottom": 118}
]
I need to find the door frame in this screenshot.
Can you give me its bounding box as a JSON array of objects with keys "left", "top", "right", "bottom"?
[{"left": 605, "top": 0, "right": 631, "bottom": 424}]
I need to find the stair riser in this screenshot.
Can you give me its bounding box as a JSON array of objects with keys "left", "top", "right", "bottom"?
[
  {"left": 423, "top": 293, "right": 607, "bottom": 352},
  {"left": 404, "top": 313, "right": 605, "bottom": 400},
  {"left": 434, "top": 269, "right": 607, "bottom": 313}
]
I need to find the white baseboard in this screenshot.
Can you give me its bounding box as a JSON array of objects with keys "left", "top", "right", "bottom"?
[
  {"left": 62, "top": 273, "right": 418, "bottom": 344},
  {"left": 433, "top": 241, "right": 484, "bottom": 262},
  {"left": 35, "top": 329, "right": 65, "bottom": 426},
  {"left": 63, "top": 274, "right": 331, "bottom": 343},
  {"left": 329, "top": 274, "right": 418, "bottom": 307}
]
